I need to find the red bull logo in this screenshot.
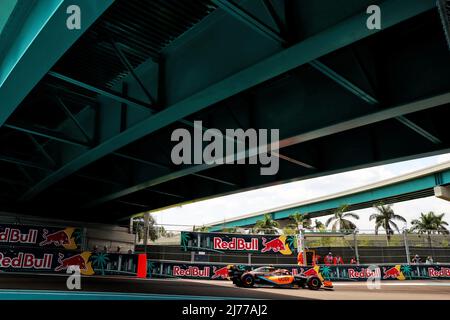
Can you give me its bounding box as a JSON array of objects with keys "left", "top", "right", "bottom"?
[
  {"left": 0, "top": 252, "right": 52, "bottom": 269},
  {"left": 298, "top": 265, "right": 324, "bottom": 281},
  {"left": 348, "top": 268, "right": 381, "bottom": 279},
  {"left": 40, "top": 229, "right": 69, "bottom": 247},
  {"left": 40, "top": 228, "right": 78, "bottom": 250},
  {"left": 213, "top": 237, "right": 258, "bottom": 251},
  {"left": 383, "top": 266, "right": 403, "bottom": 279},
  {"left": 55, "top": 253, "right": 86, "bottom": 271},
  {"left": 0, "top": 228, "right": 38, "bottom": 244},
  {"left": 212, "top": 266, "right": 229, "bottom": 279},
  {"left": 428, "top": 267, "right": 450, "bottom": 277},
  {"left": 54, "top": 252, "right": 94, "bottom": 275},
  {"left": 261, "top": 237, "right": 285, "bottom": 253},
  {"left": 302, "top": 268, "right": 318, "bottom": 276},
  {"left": 173, "top": 266, "right": 210, "bottom": 277}
]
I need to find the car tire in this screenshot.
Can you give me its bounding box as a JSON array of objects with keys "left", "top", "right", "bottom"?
[
  {"left": 241, "top": 274, "right": 255, "bottom": 288},
  {"left": 233, "top": 279, "right": 243, "bottom": 287},
  {"left": 307, "top": 276, "right": 322, "bottom": 290}
]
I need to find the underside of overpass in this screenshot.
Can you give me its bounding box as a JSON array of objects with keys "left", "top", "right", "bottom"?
[{"left": 0, "top": 0, "right": 450, "bottom": 224}]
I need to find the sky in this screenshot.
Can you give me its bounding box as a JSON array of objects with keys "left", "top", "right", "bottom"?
[{"left": 152, "top": 153, "right": 450, "bottom": 232}]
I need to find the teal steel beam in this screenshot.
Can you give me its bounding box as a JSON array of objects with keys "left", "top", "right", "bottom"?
[
  {"left": 276, "top": 92, "right": 450, "bottom": 149},
  {"left": 262, "top": 0, "right": 286, "bottom": 36},
  {"left": 5, "top": 120, "right": 236, "bottom": 189},
  {"left": 0, "top": 0, "right": 115, "bottom": 127},
  {"left": 55, "top": 97, "right": 93, "bottom": 144},
  {"left": 0, "top": 154, "right": 52, "bottom": 171},
  {"left": 0, "top": 152, "right": 187, "bottom": 200},
  {"left": 48, "top": 71, "right": 153, "bottom": 111},
  {"left": 211, "top": 167, "right": 450, "bottom": 230},
  {"left": 212, "top": 0, "right": 285, "bottom": 44},
  {"left": 49, "top": 70, "right": 286, "bottom": 157},
  {"left": 309, "top": 60, "right": 442, "bottom": 144},
  {"left": 395, "top": 116, "right": 442, "bottom": 144},
  {"left": 20, "top": 0, "right": 436, "bottom": 202},
  {"left": 0, "top": 0, "right": 17, "bottom": 35},
  {"left": 16, "top": 165, "right": 35, "bottom": 184},
  {"left": 4, "top": 123, "right": 88, "bottom": 148},
  {"left": 109, "top": 40, "right": 156, "bottom": 105},
  {"left": 4, "top": 122, "right": 163, "bottom": 168},
  {"left": 84, "top": 91, "right": 450, "bottom": 208},
  {"left": 308, "top": 60, "right": 379, "bottom": 105},
  {"left": 437, "top": 0, "right": 450, "bottom": 50},
  {"left": 0, "top": 177, "right": 28, "bottom": 187},
  {"left": 4, "top": 121, "right": 237, "bottom": 190},
  {"left": 216, "top": 0, "right": 441, "bottom": 145},
  {"left": 27, "top": 134, "right": 57, "bottom": 168}
]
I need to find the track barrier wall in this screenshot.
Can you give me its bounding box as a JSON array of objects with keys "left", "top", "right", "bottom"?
[
  {"left": 148, "top": 260, "right": 450, "bottom": 281},
  {"left": 0, "top": 223, "right": 138, "bottom": 275}
]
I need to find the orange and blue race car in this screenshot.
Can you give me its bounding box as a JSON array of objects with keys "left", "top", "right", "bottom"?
[{"left": 227, "top": 265, "right": 333, "bottom": 290}]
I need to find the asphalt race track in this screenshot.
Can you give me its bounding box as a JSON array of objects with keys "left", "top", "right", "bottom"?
[
  {"left": 189, "top": 279, "right": 450, "bottom": 300},
  {"left": 0, "top": 273, "right": 449, "bottom": 300},
  {"left": 0, "top": 273, "right": 296, "bottom": 299}
]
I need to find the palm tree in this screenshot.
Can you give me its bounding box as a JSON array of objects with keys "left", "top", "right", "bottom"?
[
  {"left": 254, "top": 213, "right": 279, "bottom": 234},
  {"left": 401, "top": 265, "right": 413, "bottom": 279},
  {"left": 223, "top": 227, "right": 238, "bottom": 233},
  {"left": 194, "top": 225, "right": 209, "bottom": 232},
  {"left": 325, "top": 204, "right": 359, "bottom": 232},
  {"left": 288, "top": 212, "right": 312, "bottom": 230},
  {"left": 180, "top": 232, "right": 192, "bottom": 251},
  {"left": 73, "top": 228, "right": 83, "bottom": 248},
  {"left": 285, "top": 235, "right": 296, "bottom": 251},
  {"left": 410, "top": 212, "right": 449, "bottom": 246},
  {"left": 147, "top": 261, "right": 156, "bottom": 277},
  {"left": 91, "top": 252, "right": 110, "bottom": 275},
  {"left": 314, "top": 219, "right": 325, "bottom": 231},
  {"left": 320, "top": 265, "right": 332, "bottom": 279},
  {"left": 282, "top": 226, "right": 297, "bottom": 235},
  {"left": 369, "top": 203, "right": 406, "bottom": 243},
  {"left": 132, "top": 215, "right": 158, "bottom": 242}
]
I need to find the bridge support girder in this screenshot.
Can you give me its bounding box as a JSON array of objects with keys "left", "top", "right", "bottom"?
[{"left": 434, "top": 185, "right": 450, "bottom": 201}]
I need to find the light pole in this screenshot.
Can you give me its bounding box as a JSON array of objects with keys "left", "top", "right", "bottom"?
[
  {"left": 143, "top": 212, "right": 150, "bottom": 254},
  {"left": 353, "top": 228, "right": 360, "bottom": 265}
]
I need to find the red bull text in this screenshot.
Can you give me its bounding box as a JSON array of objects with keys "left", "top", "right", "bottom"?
[
  {"left": 428, "top": 267, "right": 450, "bottom": 277},
  {"left": 173, "top": 266, "right": 210, "bottom": 277},
  {"left": 0, "top": 252, "right": 52, "bottom": 269},
  {"left": 0, "top": 228, "right": 38, "bottom": 244},
  {"left": 213, "top": 237, "right": 258, "bottom": 251},
  {"left": 348, "top": 268, "right": 381, "bottom": 279}
]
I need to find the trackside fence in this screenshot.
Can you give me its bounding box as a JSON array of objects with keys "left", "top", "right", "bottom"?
[{"left": 139, "top": 226, "right": 450, "bottom": 265}]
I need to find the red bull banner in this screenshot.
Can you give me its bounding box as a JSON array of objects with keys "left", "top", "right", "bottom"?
[
  {"left": 0, "top": 224, "right": 83, "bottom": 250},
  {"left": 181, "top": 232, "right": 296, "bottom": 255},
  {"left": 0, "top": 248, "right": 137, "bottom": 275},
  {"left": 148, "top": 260, "right": 450, "bottom": 281}
]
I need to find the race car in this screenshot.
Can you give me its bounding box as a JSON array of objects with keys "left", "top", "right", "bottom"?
[{"left": 227, "top": 265, "right": 333, "bottom": 290}]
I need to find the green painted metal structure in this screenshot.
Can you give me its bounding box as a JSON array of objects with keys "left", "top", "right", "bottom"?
[
  {"left": 0, "top": 0, "right": 449, "bottom": 223},
  {"left": 208, "top": 165, "right": 450, "bottom": 230}
]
